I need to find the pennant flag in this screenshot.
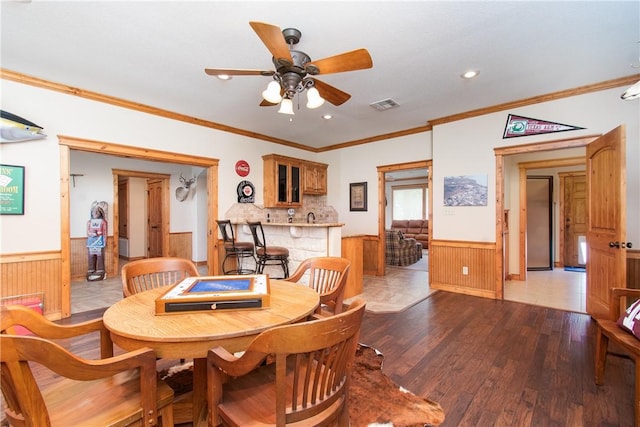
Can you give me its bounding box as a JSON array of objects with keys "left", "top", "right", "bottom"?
[{"left": 503, "top": 114, "right": 584, "bottom": 139}]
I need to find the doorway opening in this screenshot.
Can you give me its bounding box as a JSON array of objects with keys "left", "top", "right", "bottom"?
[
  {"left": 114, "top": 170, "right": 171, "bottom": 262},
  {"left": 59, "top": 135, "right": 219, "bottom": 318},
  {"left": 495, "top": 134, "right": 597, "bottom": 312},
  {"left": 376, "top": 160, "right": 432, "bottom": 277}
]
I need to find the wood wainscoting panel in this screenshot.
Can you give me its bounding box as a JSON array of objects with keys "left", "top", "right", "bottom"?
[
  {"left": 70, "top": 237, "right": 116, "bottom": 279},
  {"left": 628, "top": 250, "right": 640, "bottom": 289},
  {"left": 363, "top": 235, "right": 379, "bottom": 276},
  {"left": 341, "top": 236, "right": 364, "bottom": 298},
  {"left": 430, "top": 240, "right": 497, "bottom": 298},
  {"left": 70, "top": 233, "right": 193, "bottom": 280},
  {"left": 0, "top": 252, "right": 62, "bottom": 319},
  {"left": 169, "top": 232, "right": 193, "bottom": 260}
]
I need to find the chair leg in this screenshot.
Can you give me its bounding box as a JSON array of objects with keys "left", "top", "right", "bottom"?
[
  {"left": 595, "top": 327, "right": 609, "bottom": 385},
  {"left": 160, "top": 402, "right": 174, "bottom": 427},
  {"left": 338, "top": 399, "right": 350, "bottom": 426},
  {"left": 256, "top": 258, "right": 265, "bottom": 274},
  {"left": 222, "top": 254, "right": 232, "bottom": 275}
]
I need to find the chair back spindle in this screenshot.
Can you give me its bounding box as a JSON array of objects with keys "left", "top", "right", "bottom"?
[{"left": 122, "top": 257, "right": 199, "bottom": 297}]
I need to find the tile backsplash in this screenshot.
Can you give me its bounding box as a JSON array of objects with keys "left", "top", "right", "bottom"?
[{"left": 225, "top": 195, "right": 338, "bottom": 224}]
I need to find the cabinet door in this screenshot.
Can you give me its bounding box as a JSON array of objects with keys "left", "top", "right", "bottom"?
[
  {"left": 315, "top": 165, "right": 327, "bottom": 193},
  {"left": 263, "top": 155, "right": 308, "bottom": 207},
  {"left": 303, "top": 163, "right": 327, "bottom": 195},
  {"left": 277, "top": 162, "right": 288, "bottom": 204},
  {"left": 290, "top": 163, "right": 301, "bottom": 204},
  {"left": 275, "top": 160, "right": 302, "bottom": 207}
]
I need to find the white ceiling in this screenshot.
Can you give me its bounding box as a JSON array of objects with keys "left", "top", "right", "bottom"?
[{"left": 2, "top": 1, "right": 639, "bottom": 151}]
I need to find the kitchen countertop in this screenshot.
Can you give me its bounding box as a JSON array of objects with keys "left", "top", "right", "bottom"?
[{"left": 258, "top": 222, "right": 344, "bottom": 227}]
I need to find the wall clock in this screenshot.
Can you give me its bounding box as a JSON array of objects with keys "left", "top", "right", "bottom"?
[{"left": 237, "top": 180, "right": 255, "bottom": 203}]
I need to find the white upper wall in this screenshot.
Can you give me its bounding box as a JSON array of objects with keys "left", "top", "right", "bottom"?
[
  {"left": 1, "top": 79, "right": 638, "bottom": 256},
  {"left": 433, "top": 87, "right": 639, "bottom": 243},
  {"left": 318, "top": 132, "right": 433, "bottom": 236},
  {"left": 0, "top": 79, "right": 315, "bottom": 254}
]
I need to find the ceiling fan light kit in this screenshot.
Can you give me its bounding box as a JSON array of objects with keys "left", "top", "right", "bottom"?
[
  {"left": 305, "top": 87, "right": 325, "bottom": 109},
  {"left": 277, "top": 98, "right": 295, "bottom": 115},
  {"left": 262, "top": 81, "right": 283, "bottom": 103},
  {"left": 205, "top": 21, "right": 372, "bottom": 115}
]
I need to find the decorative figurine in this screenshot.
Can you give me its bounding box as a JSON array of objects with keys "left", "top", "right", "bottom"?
[{"left": 87, "top": 201, "right": 108, "bottom": 281}]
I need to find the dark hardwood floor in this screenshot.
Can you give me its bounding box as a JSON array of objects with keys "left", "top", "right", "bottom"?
[
  {"left": 19, "top": 291, "right": 636, "bottom": 426},
  {"left": 359, "top": 291, "right": 634, "bottom": 427}
]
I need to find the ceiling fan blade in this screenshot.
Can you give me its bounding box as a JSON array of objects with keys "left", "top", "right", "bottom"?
[
  {"left": 249, "top": 21, "right": 293, "bottom": 66},
  {"left": 311, "top": 78, "right": 351, "bottom": 106},
  {"left": 205, "top": 68, "right": 274, "bottom": 77},
  {"left": 305, "top": 49, "right": 373, "bottom": 75}
]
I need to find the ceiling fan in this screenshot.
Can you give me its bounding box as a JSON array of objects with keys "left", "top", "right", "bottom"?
[{"left": 204, "top": 21, "right": 373, "bottom": 113}]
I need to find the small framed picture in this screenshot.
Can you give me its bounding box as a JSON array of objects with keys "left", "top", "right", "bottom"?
[
  {"left": 349, "top": 182, "right": 367, "bottom": 212},
  {"left": 0, "top": 164, "right": 25, "bottom": 215}
]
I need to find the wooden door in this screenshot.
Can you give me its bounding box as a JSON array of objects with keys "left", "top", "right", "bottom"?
[
  {"left": 118, "top": 180, "right": 129, "bottom": 238},
  {"left": 563, "top": 174, "right": 586, "bottom": 267},
  {"left": 586, "top": 126, "right": 627, "bottom": 319},
  {"left": 526, "top": 176, "right": 553, "bottom": 270},
  {"left": 147, "top": 179, "right": 163, "bottom": 258}
]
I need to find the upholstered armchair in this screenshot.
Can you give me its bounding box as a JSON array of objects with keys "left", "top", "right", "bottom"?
[{"left": 385, "top": 229, "right": 420, "bottom": 266}]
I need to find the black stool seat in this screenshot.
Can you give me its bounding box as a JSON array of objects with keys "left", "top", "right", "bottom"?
[
  {"left": 217, "top": 220, "right": 257, "bottom": 275},
  {"left": 247, "top": 221, "right": 290, "bottom": 279}
]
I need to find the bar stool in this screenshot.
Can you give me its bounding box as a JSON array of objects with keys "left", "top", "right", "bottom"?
[
  {"left": 247, "top": 221, "right": 290, "bottom": 279},
  {"left": 216, "top": 220, "right": 256, "bottom": 275}
]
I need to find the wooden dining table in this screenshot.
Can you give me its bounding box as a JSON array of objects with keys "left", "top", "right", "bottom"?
[{"left": 102, "top": 279, "right": 320, "bottom": 426}]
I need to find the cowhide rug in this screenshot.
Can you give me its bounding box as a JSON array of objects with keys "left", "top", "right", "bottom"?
[
  {"left": 349, "top": 345, "right": 444, "bottom": 427},
  {"left": 159, "top": 344, "right": 445, "bottom": 427}
]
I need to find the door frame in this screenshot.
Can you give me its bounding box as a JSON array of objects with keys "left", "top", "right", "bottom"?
[
  {"left": 525, "top": 175, "right": 554, "bottom": 271},
  {"left": 377, "top": 160, "right": 432, "bottom": 277},
  {"left": 59, "top": 135, "right": 219, "bottom": 318},
  {"left": 113, "top": 170, "right": 171, "bottom": 261},
  {"left": 514, "top": 157, "right": 585, "bottom": 280},
  {"left": 494, "top": 134, "right": 600, "bottom": 299}
]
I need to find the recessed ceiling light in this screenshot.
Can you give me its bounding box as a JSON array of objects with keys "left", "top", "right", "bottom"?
[
  {"left": 216, "top": 75, "right": 232, "bottom": 81},
  {"left": 322, "top": 114, "right": 333, "bottom": 120},
  {"left": 461, "top": 70, "right": 479, "bottom": 79}
]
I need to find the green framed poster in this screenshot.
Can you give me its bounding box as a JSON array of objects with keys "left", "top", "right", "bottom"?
[{"left": 0, "top": 164, "right": 25, "bottom": 215}]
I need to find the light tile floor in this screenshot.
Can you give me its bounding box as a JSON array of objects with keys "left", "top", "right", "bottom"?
[
  {"left": 504, "top": 269, "right": 586, "bottom": 313},
  {"left": 71, "top": 258, "right": 585, "bottom": 314},
  {"left": 70, "top": 260, "right": 208, "bottom": 314}
]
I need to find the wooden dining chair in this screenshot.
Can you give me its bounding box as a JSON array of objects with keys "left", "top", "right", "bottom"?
[
  {"left": 594, "top": 287, "right": 640, "bottom": 426},
  {"left": 121, "top": 256, "right": 199, "bottom": 297},
  {"left": 0, "top": 304, "right": 174, "bottom": 427},
  {"left": 286, "top": 256, "right": 351, "bottom": 316},
  {"left": 206, "top": 297, "right": 366, "bottom": 427}
]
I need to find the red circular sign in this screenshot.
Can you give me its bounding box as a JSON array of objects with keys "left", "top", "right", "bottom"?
[{"left": 235, "top": 160, "right": 250, "bottom": 177}]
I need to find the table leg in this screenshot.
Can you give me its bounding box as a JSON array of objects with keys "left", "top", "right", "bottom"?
[{"left": 193, "top": 357, "right": 207, "bottom": 426}]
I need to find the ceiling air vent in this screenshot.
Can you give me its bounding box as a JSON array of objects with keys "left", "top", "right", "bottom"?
[{"left": 369, "top": 98, "right": 400, "bottom": 111}]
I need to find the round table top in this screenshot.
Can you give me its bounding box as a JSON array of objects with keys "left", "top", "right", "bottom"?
[{"left": 102, "top": 279, "right": 319, "bottom": 358}]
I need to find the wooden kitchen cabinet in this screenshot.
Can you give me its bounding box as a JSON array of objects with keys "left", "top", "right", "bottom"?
[
  {"left": 263, "top": 154, "right": 302, "bottom": 207},
  {"left": 303, "top": 161, "right": 328, "bottom": 195}
]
